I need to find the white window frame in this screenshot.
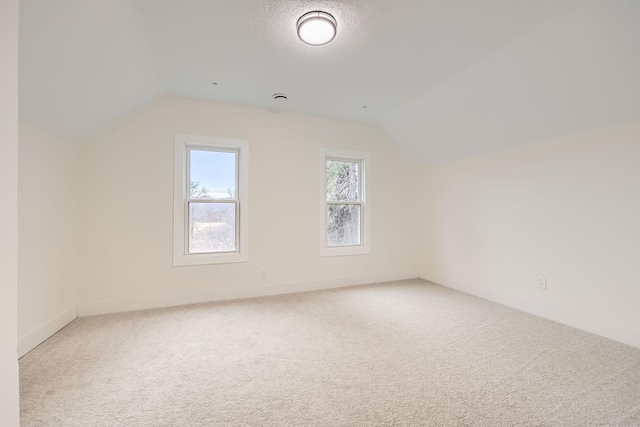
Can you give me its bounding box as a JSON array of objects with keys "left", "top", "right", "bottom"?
[
  {"left": 319, "top": 148, "right": 371, "bottom": 257},
  {"left": 173, "top": 134, "right": 249, "bottom": 266}
]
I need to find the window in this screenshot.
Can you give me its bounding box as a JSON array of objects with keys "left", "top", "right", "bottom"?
[
  {"left": 319, "top": 148, "right": 371, "bottom": 257},
  {"left": 173, "top": 134, "right": 248, "bottom": 266}
]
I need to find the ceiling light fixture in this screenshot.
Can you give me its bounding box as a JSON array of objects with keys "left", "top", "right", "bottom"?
[
  {"left": 297, "top": 11, "right": 337, "bottom": 46},
  {"left": 272, "top": 93, "right": 288, "bottom": 101}
]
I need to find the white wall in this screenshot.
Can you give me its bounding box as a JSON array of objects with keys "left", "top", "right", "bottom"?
[
  {"left": 18, "top": 123, "right": 78, "bottom": 357},
  {"left": 77, "top": 96, "right": 419, "bottom": 315},
  {"left": 0, "top": 0, "right": 20, "bottom": 424},
  {"left": 383, "top": 1, "right": 640, "bottom": 164},
  {"left": 419, "top": 120, "right": 640, "bottom": 349}
]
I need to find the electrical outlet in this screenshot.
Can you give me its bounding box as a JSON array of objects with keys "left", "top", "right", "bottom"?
[
  {"left": 260, "top": 269, "right": 267, "bottom": 279},
  {"left": 537, "top": 277, "right": 547, "bottom": 290}
]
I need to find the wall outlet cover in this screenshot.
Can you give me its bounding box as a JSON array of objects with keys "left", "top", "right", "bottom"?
[{"left": 538, "top": 277, "right": 548, "bottom": 290}]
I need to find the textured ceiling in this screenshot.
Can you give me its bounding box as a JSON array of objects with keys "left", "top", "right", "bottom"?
[{"left": 18, "top": 0, "right": 640, "bottom": 163}]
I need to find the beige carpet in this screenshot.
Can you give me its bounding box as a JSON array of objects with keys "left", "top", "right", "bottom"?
[{"left": 19, "top": 279, "right": 640, "bottom": 426}]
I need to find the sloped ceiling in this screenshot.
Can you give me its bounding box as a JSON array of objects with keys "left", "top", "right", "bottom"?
[{"left": 18, "top": 0, "right": 640, "bottom": 163}]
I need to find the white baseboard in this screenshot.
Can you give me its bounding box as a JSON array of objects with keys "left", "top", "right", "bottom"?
[
  {"left": 77, "top": 271, "right": 419, "bottom": 317},
  {"left": 18, "top": 306, "right": 78, "bottom": 358},
  {"left": 422, "top": 273, "right": 640, "bottom": 350}
]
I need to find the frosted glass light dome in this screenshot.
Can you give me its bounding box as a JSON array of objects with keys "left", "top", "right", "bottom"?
[{"left": 297, "top": 11, "right": 337, "bottom": 46}]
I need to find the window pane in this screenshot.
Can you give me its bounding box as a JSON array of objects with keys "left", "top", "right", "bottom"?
[
  {"left": 326, "top": 160, "right": 359, "bottom": 202},
  {"left": 189, "top": 203, "right": 236, "bottom": 253},
  {"left": 190, "top": 150, "right": 236, "bottom": 199},
  {"left": 327, "top": 204, "right": 361, "bottom": 246}
]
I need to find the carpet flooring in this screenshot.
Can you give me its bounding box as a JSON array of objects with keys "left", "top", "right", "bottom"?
[{"left": 19, "top": 279, "right": 640, "bottom": 426}]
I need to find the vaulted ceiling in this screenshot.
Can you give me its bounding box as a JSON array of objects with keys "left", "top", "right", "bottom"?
[{"left": 19, "top": 0, "right": 640, "bottom": 163}]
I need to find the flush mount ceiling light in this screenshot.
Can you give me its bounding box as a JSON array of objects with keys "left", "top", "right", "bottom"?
[{"left": 297, "top": 11, "right": 337, "bottom": 46}]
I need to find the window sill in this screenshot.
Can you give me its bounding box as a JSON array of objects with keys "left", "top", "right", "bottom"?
[
  {"left": 173, "top": 252, "right": 248, "bottom": 266},
  {"left": 319, "top": 245, "right": 371, "bottom": 257}
]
